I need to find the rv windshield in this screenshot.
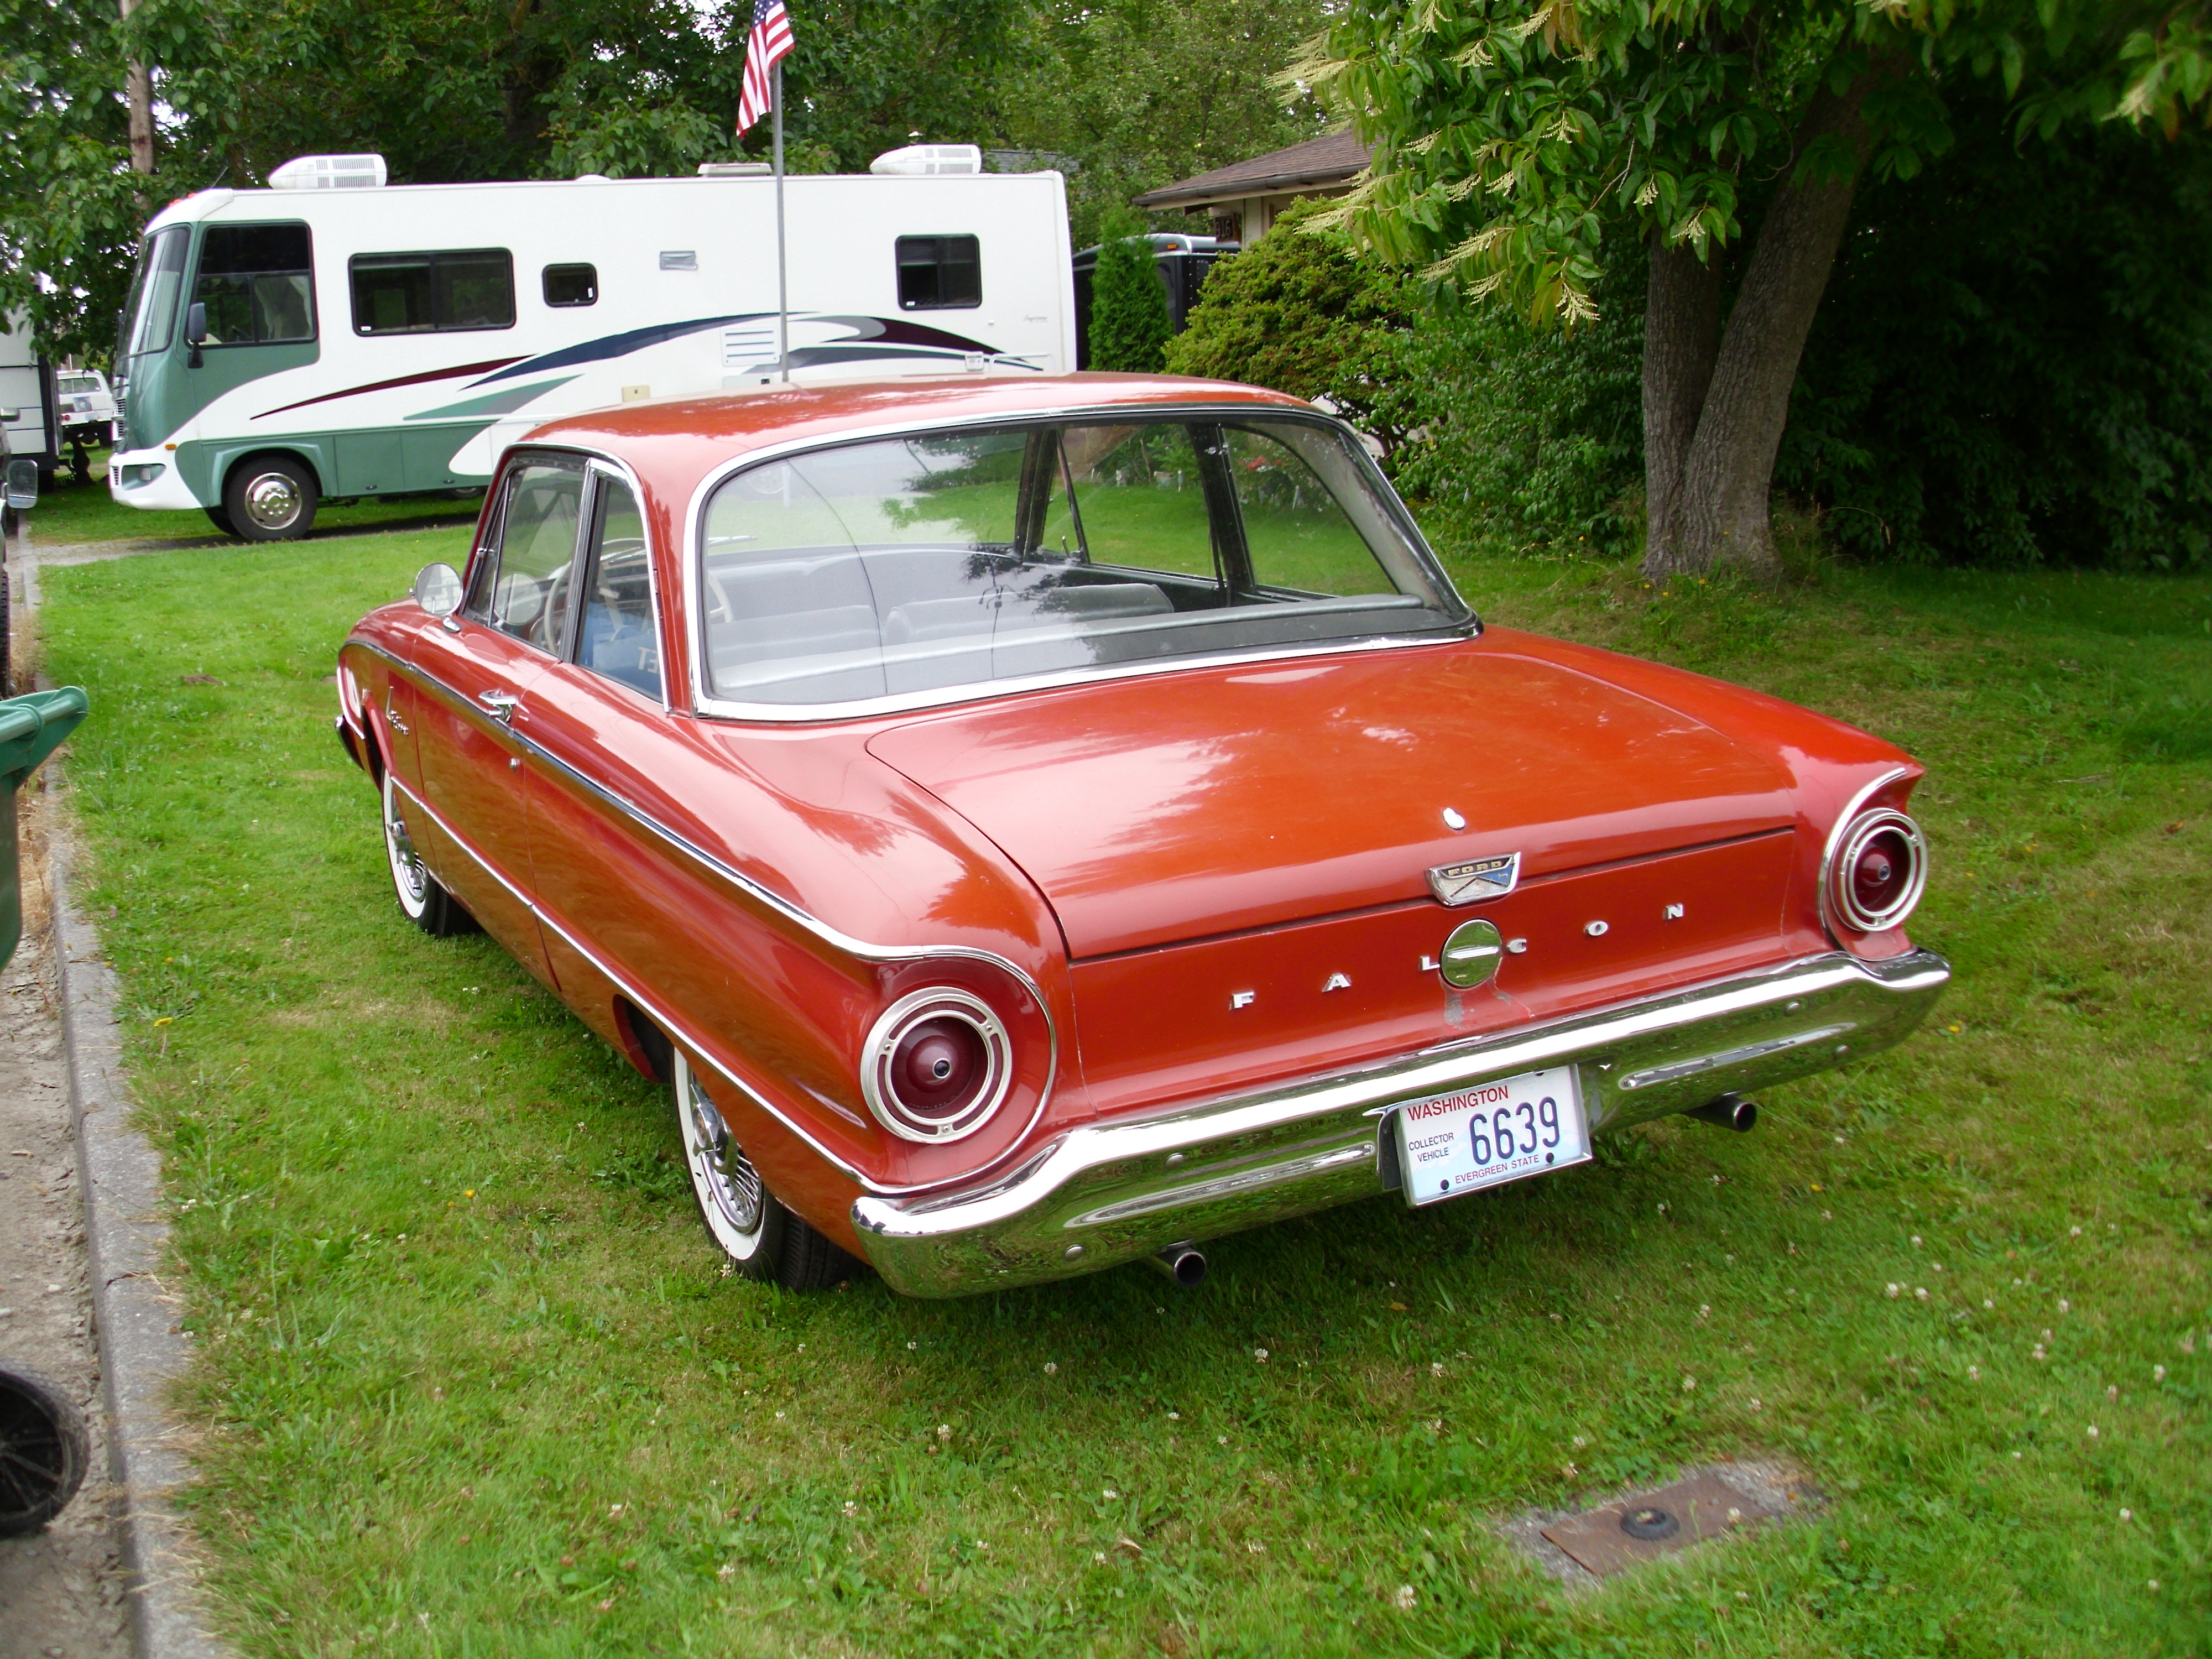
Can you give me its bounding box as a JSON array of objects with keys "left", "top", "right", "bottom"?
[
  {"left": 120, "top": 226, "right": 191, "bottom": 360},
  {"left": 696, "top": 414, "right": 1468, "bottom": 711}
]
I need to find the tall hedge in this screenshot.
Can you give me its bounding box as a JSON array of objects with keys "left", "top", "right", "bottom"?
[{"left": 1088, "top": 234, "right": 1173, "bottom": 373}]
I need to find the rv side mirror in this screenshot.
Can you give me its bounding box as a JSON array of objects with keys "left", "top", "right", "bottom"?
[
  {"left": 185, "top": 302, "right": 207, "bottom": 346},
  {"left": 411, "top": 562, "right": 463, "bottom": 618},
  {"left": 4, "top": 460, "right": 38, "bottom": 512}
]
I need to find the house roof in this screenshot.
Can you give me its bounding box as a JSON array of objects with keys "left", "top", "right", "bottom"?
[{"left": 1132, "top": 130, "right": 1372, "bottom": 211}]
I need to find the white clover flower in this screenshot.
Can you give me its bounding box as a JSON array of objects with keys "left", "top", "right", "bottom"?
[
  {"left": 1916, "top": 1287, "right": 1929, "bottom": 1301},
  {"left": 842, "top": 1501, "right": 858, "bottom": 1517},
  {"left": 1043, "top": 1361, "right": 1058, "bottom": 1375},
  {"left": 1431, "top": 1361, "right": 1444, "bottom": 1376},
  {"left": 1682, "top": 1375, "right": 1697, "bottom": 1392},
  {"left": 1167, "top": 1411, "right": 1180, "bottom": 1420},
  {"left": 2120, "top": 1507, "right": 2132, "bottom": 1522},
  {"left": 907, "top": 1340, "right": 918, "bottom": 1350},
  {"left": 1217, "top": 1435, "right": 1229, "bottom": 1446},
  {"left": 1887, "top": 1284, "right": 1902, "bottom": 1298},
  {"left": 1254, "top": 1348, "right": 1270, "bottom": 1361},
  {"left": 1984, "top": 1299, "right": 1995, "bottom": 1310},
  {"left": 2070, "top": 1225, "right": 2081, "bottom": 1236},
  {"left": 1102, "top": 1489, "right": 1118, "bottom": 1499},
  {"left": 2086, "top": 1425, "right": 2100, "bottom": 1439},
  {"left": 717, "top": 1561, "right": 737, "bottom": 1580},
  {"left": 1967, "top": 1366, "right": 1980, "bottom": 1380},
  {"left": 2154, "top": 1364, "right": 2167, "bottom": 1382},
  {"left": 1911, "top": 1236, "right": 1922, "bottom": 1247},
  {"left": 1247, "top": 1540, "right": 1266, "bottom": 1554},
  {"left": 1393, "top": 1585, "right": 1417, "bottom": 1611},
  {"left": 937, "top": 1424, "right": 952, "bottom": 1441},
  {"left": 1572, "top": 1434, "right": 1587, "bottom": 1447},
  {"left": 2107, "top": 1384, "right": 2119, "bottom": 1400},
  {"left": 1749, "top": 1397, "right": 1763, "bottom": 1411},
  {"left": 1093, "top": 1551, "right": 1107, "bottom": 1564}
]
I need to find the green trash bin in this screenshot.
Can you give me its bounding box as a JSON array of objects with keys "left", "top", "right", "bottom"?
[{"left": 0, "top": 687, "right": 89, "bottom": 971}]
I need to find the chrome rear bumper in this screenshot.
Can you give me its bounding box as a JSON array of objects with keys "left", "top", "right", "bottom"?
[{"left": 851, "top": 948, "right": 1949, "bottom": 1297}]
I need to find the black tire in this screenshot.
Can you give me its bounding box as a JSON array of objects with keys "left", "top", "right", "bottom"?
[
  {"left": 0, "top": 1363, "right": 90, "bottom": 1537},
  {"left": 380, "top": 768, "right": 477, "bottom": 937},
  {"left": 673, "top": 1049, "right": 855, "bottom": 1291},
  {"left": 222, "top": 452, "right": 319, "bottom": 542},
  {"left": 204, "top": 504, "right": 239, "bottom": 538}
]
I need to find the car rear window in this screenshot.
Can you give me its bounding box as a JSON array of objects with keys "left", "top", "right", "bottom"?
[{"left": 696, "top": 414, "right": 1466, "bottom": 711}]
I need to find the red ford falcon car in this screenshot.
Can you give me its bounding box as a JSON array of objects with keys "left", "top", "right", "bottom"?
[{"left": 336, "top": 374, "right": 1947, "bottom": 1296}]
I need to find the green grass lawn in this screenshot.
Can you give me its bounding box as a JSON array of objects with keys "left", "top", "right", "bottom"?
[
  {"left": 28, "top": 447, "right": 483, "bottom": 547},
  {"left": 33, "top": 531, "right": 2212, "bottom": 1658}
]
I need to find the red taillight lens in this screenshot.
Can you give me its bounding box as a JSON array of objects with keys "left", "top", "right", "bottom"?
[
  {"left": 1827, "top": 808, "right": 1928, "bottom": 936},
  {"left": 862, "top": 989, "right": 1013, "bottom": 1143}
]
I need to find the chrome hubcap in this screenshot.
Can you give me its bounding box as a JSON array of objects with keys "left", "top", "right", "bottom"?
[
  {"left": 242, "top": 471, "right": 301, "bottom": 530},
  {"left": 686, "top": 1072, "right": 763, "bottom": 1235},
  {"left": 384, "top": 791, "right": 427, "bottom": 903}
]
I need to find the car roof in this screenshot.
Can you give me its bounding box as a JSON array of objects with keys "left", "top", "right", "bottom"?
[{"left": 517, "top": 371, "right": 1315, "bottom": 503}]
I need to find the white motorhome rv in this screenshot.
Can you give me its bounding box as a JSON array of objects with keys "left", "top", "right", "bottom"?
[
  {"left": 0, "top": 315, "right": 60, "bottom": 484},
  {"left": 108, "top": 152, "right": 1077, "bottom": 539}
]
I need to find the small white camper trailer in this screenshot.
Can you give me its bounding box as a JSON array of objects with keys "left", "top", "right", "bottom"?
[{"left": 109, "top": 152, "right": 1076, "bottom": 538}]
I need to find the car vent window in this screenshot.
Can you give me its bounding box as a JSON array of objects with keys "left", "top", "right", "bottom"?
[
  {"left": 576, "top": 477, "right": 660, "bottom": 698},
  {"left": 895, "top": 236, "right": 982, "bottom": 310},
  {"left": 351, "top": 249, "right": 516, "bottom": 334},
  {"left": 698, "top": 417, "right": 1468, "bottom": 711},
  {"left": 474, "top": 457, "right": 586, "bottom": 653}
]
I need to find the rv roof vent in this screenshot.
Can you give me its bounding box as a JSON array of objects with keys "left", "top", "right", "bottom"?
[
  {"left": 698, "top": 161, "right": 772, "bottom": 177},
  {"left": 869, "top": 144, "right": 982, "bottom": 176},
  {"left": 268, "top": 153, "right": 388, "bottom": 190}
]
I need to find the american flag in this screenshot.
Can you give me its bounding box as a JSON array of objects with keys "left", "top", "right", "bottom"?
[{"left": 735, "top": 0, "right": 794, "bottom": 137}]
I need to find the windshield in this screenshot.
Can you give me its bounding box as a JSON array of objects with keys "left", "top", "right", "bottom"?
[
  {"left": 121, "top": 226, "right": 190, "bottom": 360},
  {"left": 59, "top": 374, "right": 101, "bottom": 395},
  {"left": 697, "top": 414, "right": 1467, "bottom": 710}
]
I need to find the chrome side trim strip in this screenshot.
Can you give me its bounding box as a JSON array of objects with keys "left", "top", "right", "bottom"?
[
  {"left": 386, "top": 773, "right": 872, "bottom": 1188},
  {"left": 373, "top": 686, "right": 1057, "bottom": 1196}
]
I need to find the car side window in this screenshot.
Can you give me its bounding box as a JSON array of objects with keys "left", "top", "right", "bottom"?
[
  {"left": 1225, "top": 426, "right": 1397, "bottom": 597},
  {"left": 575, "top": 476, "right": 660, "bottom": 698},
  {"left": 471, "top": 458, "right": 586, "bottom": 653}
]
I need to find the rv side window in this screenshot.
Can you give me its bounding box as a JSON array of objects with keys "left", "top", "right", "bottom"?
[
  {"left": 194, "top": 223, "right": 316, "bottom": 346},
  {"left": 543, "top": 264, "right": 597, "bottom": 307},
  {"left": 351, "top": 250, "right": 517, "bottom": 335},
  {"left": 895, "top": 236, "right": 982, "bottom": 310}
]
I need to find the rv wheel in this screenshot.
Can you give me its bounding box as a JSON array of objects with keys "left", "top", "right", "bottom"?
[{"left": 224, "top": 454, "right": 320, "bottom": 541}]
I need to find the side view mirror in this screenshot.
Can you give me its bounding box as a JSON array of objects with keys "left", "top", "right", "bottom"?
[
  {"left": 412, "top": 562, "right": 463, "bottom": 618},
  {"left": 4, "top": 460, "right": 38, "bottom": 512},
  {"left": 185, "top": 301, "right": 207, "bottom": 346}
]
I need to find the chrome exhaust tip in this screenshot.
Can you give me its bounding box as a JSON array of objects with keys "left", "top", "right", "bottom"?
[
  {"left": 1146, "top": 1244, "right": 1208, "bottom": 1287},
  {"left": 1687, "top": 1093, "right": 1759, "bottom": 1133}
]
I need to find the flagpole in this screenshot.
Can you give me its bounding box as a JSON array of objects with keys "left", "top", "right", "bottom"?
[{"left": 772, "top": 62, "right": 789, "bottom": 384}]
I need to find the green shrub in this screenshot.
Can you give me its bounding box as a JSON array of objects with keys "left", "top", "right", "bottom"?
[
  {"left": 1163, "top": 199, "right": 1406, "bottom": 397},
  {"left": 1087, "top": 232, "right": 1173, "bottom": 373}
]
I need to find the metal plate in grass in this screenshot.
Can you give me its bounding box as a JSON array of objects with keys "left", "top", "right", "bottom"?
[{"left": 1537, "top": 1469, "right": 1781, "bottom": 1578}]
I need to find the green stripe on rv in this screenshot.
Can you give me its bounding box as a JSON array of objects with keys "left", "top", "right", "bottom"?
[{"left": 174, "top": 421, "right": 498, "bottom": 507}]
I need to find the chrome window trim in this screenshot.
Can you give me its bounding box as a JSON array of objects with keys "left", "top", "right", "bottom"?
[
  {"left": 362, "top": 641, "right": 1060, "bottom": 1194},
  {"left": 580, "top": 456, "right": 673, "bottom": 713},
  {"left": 1818, "top": 765, "right": 1913, "bottom": 947},
  {"left": 677, "top": 400, "right": 1479, "bottom": 724}
]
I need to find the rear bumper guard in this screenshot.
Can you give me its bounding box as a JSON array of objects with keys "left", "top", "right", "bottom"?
[{"left": 851, "top": 947, "right": 1949, "bottom": 1297}]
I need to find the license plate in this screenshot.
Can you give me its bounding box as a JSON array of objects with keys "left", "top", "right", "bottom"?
[{"left": 1394, "top": 1066, "right": 1590, "bottom": 1206}]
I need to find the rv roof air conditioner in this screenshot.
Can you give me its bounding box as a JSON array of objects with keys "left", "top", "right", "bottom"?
[
  {"left": 869, "top": 144, "right": 983, "bottom": 176},
  {"left": 268, "top": 154, "right": 388, "bottom": 190}
]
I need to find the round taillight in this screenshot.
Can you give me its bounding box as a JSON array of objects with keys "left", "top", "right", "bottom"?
[
  {"left": 861, "top": 989, "right": 1012, "bottom": 1143},
  {"left": 1827, "top": 807, "right": 1928, "bottom": 936}
]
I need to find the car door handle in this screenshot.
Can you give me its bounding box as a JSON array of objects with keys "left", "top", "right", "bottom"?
[{"left": 477, "top": 690, "right": 521, "bottom": 724}]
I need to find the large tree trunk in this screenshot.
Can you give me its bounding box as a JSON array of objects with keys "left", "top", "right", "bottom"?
[
  {"left": 1644, "top": 69, "right": 1885, "bottom": 581},
  {"left": 119, "top": 0, "right": 153, "bottom": 175},
  {"left": 1640, "top": 240, "right": 1723, "bottom": 571}
]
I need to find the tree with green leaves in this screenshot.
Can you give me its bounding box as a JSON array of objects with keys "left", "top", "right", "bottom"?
[
  {"left": 1087, "top": 227, "right": 1173, "bottom": 372},
  {"left": 1295, "top": 0, "right": 2212, "bottom": 580}
]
